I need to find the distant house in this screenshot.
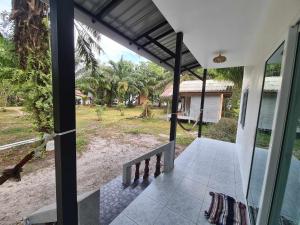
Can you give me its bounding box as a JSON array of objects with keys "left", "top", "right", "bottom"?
[
  {"left": 75, "top": 90, "right": 93, "bottom": 105},
  {"left": 258, "top": 76, "right": 281, "bottom": 131},
  {"left": 161, "top": 80, "right": 234, "bottom": 123}
]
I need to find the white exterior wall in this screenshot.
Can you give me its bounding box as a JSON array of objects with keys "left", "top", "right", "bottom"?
[
  {"left": 236, "top": 65, "right": 266, "bottom": 194},
  {"left": 190, "top": 95, "right": 222, "bottom": 123}
]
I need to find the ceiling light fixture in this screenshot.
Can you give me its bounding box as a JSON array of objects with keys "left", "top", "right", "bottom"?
[{"left": 213, "top": 53, "right": 227, "bottom": 63}]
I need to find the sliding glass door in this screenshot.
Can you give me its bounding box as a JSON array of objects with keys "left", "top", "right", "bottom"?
[
  {"left": 268, "top": 26, "right": 300, "bottom": 225},
  {"left": 247, "top": 43, "right": 285, "bottom": 224}
]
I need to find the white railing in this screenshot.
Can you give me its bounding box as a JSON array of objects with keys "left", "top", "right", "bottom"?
[{"left": 122, "top": 141, "right": 174, "bottom": 186}]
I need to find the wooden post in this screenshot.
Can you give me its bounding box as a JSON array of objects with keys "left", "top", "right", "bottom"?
[
  {"left": 134, "top": 162, "right": 141, "bottom": 182},
  {"left": 154, "top": 153, "right": 162, "bottom": 177},
  {"left": 143, "top": 159, "right": 150, "bottom": 180}
]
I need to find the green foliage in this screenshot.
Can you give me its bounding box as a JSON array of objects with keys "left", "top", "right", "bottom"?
[
  {"left": 116, "top": 103, "right": 125, "bottom": 116},
  {"left": 204, "top": 118, "right": 237, "bottom": 143},
  {"left": 15, "top": 53, "right": 53, "bottom": 133},
  {"left": 0, "top": 36, "right": 21, "bottom": 107},
  {"left": 0, "top": 36, "right": 17, "bottom": 68},
  {"left": 196, "top": 67, "right": 244, "bottom": 118},
  {"left": 95, "top": 104, "right": 106, "bottom": 121},
  {"left": 135, "top": 61, "right": 172, "bottom": 103},
  {"left": 255, "top": 130, "right": 271, "bottom": 148},
  {"left": 9, "top": 1, "right": 54, "bottom": 134},
  {"left": 0, "top": 79, "right": 12, "bottom": 108},
  {"left": 76, "top": 59, "right": 172, "bottom": 107},
  {"left": 74, "top": 20, "right": 102, "bottom": 73}
]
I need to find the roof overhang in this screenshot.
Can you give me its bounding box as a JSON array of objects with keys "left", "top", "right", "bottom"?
[
  {"left": 153, "top": 0, "right": 300, "bottom": 68},
  {"left": 73, "top": 0, "right": 202, "bottom": 73}
]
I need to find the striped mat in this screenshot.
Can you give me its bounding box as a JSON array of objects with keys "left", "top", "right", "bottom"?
[{"left": 205, "top": 192, "right": 247, "bottom": 225}]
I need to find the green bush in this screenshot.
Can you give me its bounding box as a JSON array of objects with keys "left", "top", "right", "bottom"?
[
  {"left": 116, "top": 103, "right": 125, "bottom": 116},
  {"left": 95, "top": 104, "right": 106, "bottom": 121},
  {"left": 204, "top": 118, "right": 237, "bottom": 143}
]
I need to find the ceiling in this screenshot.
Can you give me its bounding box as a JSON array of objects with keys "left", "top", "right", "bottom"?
[
  {"left": 74, "top": 0, "right": 300, "bottom": 70},
  {"left": 152, "top": 0, "right": 271, "bottom": 68}
]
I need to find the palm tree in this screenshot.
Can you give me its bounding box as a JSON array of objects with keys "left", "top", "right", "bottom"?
[
  {"left": 10, "top": 0, "right": 102, "bottom": 132},
  {"left": 74, "top": 20, "right": 102, "bottom": 73},
  {"left": 11, "top": 0, "right": 49, "bottom": 71},
  {"left": 104, "top": 58, "right": 135, "bottom": 104},
  {"left": 76, "top": 66, "right": 110, "bottom": 104},
  {"left": 11, "top": 0, "right": 102, "bottom": 72}
]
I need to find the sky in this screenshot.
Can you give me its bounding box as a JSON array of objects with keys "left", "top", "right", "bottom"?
[{"left": 0, "top": 0, "right": 147, "bottom": 64}]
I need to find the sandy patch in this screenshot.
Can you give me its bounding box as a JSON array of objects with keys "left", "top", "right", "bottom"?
[{"left": 0, "top": 133, "right": 184, "bottom": 225}]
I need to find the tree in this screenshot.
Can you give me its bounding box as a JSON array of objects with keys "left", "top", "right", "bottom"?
[
  {"left": 0, "top": 31, "right": 21, "bottom": 108},
  {"left": 195, "top": 67, "right": 244, "bottom": 118},
  {"left": 10, "top": 0, "right": 53, "bottom": 133},
  {"left": 10, "top": 0, "right": 102, "bottom": 133},
  {"left": 104, "top": 58, "right": 135, "bottom": 105},
  {"left": 76, "top": 66, "right": 110, "bottom": 104},
  {"left": 135, "top": 62, "right": 172, "bottom": 104},
  {"left": 74, "top": 20, "right": 102, "bottom": 73},
  {"left": 0, "top": 79, "right": 13, "bottom": 109}
]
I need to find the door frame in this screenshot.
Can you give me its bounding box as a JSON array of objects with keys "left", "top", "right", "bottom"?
[{"left": 256, "top": 24, "right": 300, "bottom": 225}]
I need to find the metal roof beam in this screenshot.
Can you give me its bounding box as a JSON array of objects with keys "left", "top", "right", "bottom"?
[
  {"left": 142, "top": 29, "right": 174, "bottom": 47},
  {"left": 144, "top": 35, "right": 175, "bottom": 57},
  {"left": 74, "top": 3, "right": 174, "bottom": 70},
  {"left": 134, "top": 21, "right": 168, "bottom": 41},
  {"left": 162, "top": 50, "right": 190, "bottom": 62},
  {"left": 186, "top": 69, "right": 203, "bottom": 80},
  {"left": 96, "top": 0, "right": 124, "bottom": 19},
  {"left": 181, "top": 61, "right": 199, "bottom": 68},
  {"left": 186, "top": 63, "right": 201, "bottom": 70}
]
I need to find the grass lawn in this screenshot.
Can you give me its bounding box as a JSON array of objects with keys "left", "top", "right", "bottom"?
[
  {"left": 75, "top": 105, "right": 197, "bottom": 151},
  {"left": 0, "top": 105, "right": 238, "bottom": 176},
  {"left": 0, "top": 105, "right": 238, "bottom": 153},
  {"left": 255, "top": 130, "right": 300, "bottom": 160},
  {"left": 0, "top": 107, "right": 38, "bottom": 145}
]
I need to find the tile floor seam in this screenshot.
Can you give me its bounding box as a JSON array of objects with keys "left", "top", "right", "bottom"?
[
  {"left": 164, "top": 204, "right": 199, "bottom": 225},
  {"left": 124, "top": 214, "right": 139, "bottom": 225}
]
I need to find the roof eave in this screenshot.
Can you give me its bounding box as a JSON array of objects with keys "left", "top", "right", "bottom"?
[{"left": 74, "top": 5, "right": 175, "bottom": 71}]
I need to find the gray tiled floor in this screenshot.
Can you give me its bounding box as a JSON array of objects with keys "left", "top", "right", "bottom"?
[{"left": 109, "top": 138, "right": 245, "bottom": 225}]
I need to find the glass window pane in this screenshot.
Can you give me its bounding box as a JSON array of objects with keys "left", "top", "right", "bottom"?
[
  {"left": 270, "top": 33, "right": 300, "bottom": 225},
  {"left": 247, "top": 43, "right": 284, "bottom": 224}
]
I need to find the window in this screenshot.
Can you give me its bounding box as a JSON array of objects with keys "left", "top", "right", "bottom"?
[{"left": 240, "top": 89, "right": 249, "bottom": 128}]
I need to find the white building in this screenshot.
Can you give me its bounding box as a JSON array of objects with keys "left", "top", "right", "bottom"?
[{"left": 161, "top": 80, "right": 234, "bottom": 123}]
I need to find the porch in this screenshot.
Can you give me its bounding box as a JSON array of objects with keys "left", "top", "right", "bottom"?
[{"left": 110, "top": 137, "right": 244, "bottom": 225}]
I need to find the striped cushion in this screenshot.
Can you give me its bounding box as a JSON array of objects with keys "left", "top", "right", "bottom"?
[{"left": 205, "top": 192, "right": 247, "bottom": 225}]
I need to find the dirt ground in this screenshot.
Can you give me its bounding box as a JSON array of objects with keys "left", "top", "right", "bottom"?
[{"left": 0, "top": 133, "right": 185, "bottom": 225}]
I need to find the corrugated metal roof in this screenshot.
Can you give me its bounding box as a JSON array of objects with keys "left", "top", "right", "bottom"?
[
  {"left": 264, "top": 76, "right": 281, "bottom": 92},
  {"left": 161, "top": 80, "right": 234, "bottom": 97},
  {"left": 74, "top": 0, "right": 201, "bottom": 73}
]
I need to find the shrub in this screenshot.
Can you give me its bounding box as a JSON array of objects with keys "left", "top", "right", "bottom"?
[
  {"left": 95, "top": 104, "right": 106, "bottom": 121},
  {"left": 116, "top": 103, "right": 125, "bottom": 116},
  {"left": 204, "top": 118, "right": 237, "bottom": 143}
]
